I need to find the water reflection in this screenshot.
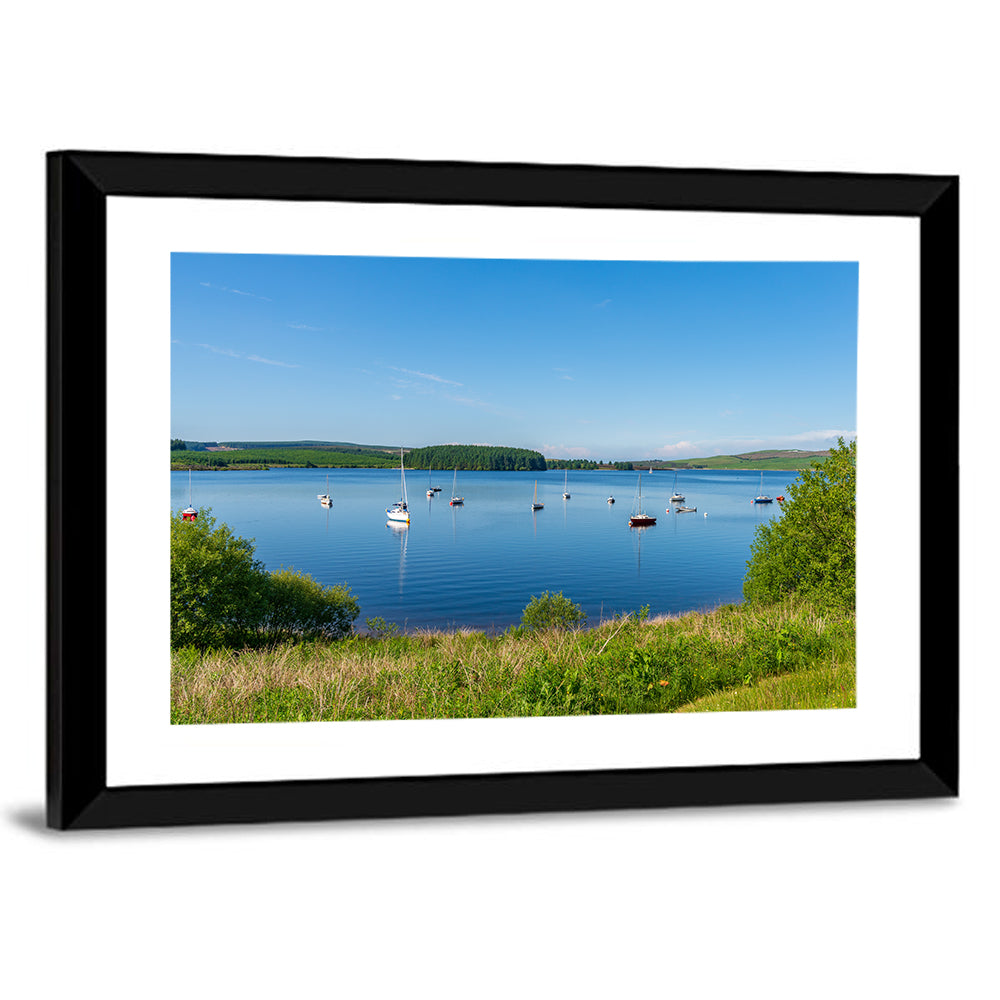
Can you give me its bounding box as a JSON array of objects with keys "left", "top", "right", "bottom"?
[
  {"left": 629, "top": 523, "right": 654, "bottom": 576},
  {"left": 386, "top": 520, "right": 408, "bottom": 594}
]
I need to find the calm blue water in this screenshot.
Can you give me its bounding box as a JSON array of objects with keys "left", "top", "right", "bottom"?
[{"left": 172, "top": 468, "right": 789, "bottom": 632}]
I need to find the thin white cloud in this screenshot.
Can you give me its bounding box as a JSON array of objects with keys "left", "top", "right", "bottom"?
[
  {"left": 542, "top": 445, "right": 593, "bottom": 459},
  {"left": 196, "top": 343, "right": 242, "bottom": 358},
  {"left": 287, "top": 323, "right": 323, "bottom": 331},
  {"left": 443, "top": 393, "right": 506, "bottom": 416},
  {"left": 388, "top": 366, "right": 462, "bottom": 387},
  {"left": 246, "top": 354, "right": 300, "bottom": 368},
  {"left": 655, "top": 441, "right": 700, "bottom": 458},
  {"left": 593, "top": 298, "right": 611, "bottom": 308},
  {"left": 653, "top": 430, "right": 856, "bottom": 459},
  {"left": 199, "top": 281, "right": 272, "bottom": 302}
]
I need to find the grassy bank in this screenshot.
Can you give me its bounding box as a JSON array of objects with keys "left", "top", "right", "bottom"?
[{"left": 171, "top": 597, "right": 854, "bottom": 724}]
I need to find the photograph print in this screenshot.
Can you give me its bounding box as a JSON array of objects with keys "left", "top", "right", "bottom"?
[{"left": 170, "top": 251, "right": 857, "bottom": 726}]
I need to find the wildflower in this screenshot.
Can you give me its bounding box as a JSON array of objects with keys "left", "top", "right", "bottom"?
[{"left": 659, "top": 679, "right": 669, "bottom": 686}]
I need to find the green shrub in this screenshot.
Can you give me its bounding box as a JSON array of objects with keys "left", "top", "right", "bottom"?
[
  {"left": 520, "top": 591, "right": 586, "bottom": 631},
  {"left": 171, "top": 508, "right": 268, "bottom": 649},
  {"left": 365, "top": 616, "right": 400, "bottom": 639},
  {"left": 171, "top": 508, "right": 359, "bottom": 649},
  {"left": 260, "top": 568, "right": 359, "bottom": 642},
  {"left": 744, "top": 438, "right": 856, "bottom": 610}
]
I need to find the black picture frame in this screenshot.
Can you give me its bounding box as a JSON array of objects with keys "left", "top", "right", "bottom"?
[{"left": 47, "top": 151, "right": 958, "bottom": 829}]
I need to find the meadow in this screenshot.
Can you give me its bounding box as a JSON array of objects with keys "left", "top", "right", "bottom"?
[{"left": 171, "top": 596, "right": 855, "bottom": 724}]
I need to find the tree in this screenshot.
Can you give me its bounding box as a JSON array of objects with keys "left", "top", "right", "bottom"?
[
  {"left": 170, "top": 438, "right": 187, "bottom": 451},
  {"left": 521, "top": 591, "right": 587, "bottom": 631},
  {"left": 171, "top": 508, "right": 268, "bottom": 648},
  {"left": 743, "top": 438, "right": 856, "bottom": 610},
  {"left": 171, "top": 509, "right": 360, "bottom": 648}
]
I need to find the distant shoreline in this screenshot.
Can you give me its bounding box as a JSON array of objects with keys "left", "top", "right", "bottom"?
[{"left": 170, "top": 464, "right": 815, "bottom": 474}]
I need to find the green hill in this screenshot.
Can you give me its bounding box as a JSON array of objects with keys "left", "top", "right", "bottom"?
[{"left": 625, "top": 449, "right": 833, "bottom": 472}]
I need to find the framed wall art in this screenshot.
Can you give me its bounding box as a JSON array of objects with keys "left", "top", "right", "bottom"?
[{"left": 47, "top": 152, "right": 957, "bottom": 828}]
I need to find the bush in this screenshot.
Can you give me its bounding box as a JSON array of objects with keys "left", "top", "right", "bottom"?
[
  {"left": 743, "top": 438, "right": 856, "bottom": 610},
  {"left": 520, "top": 591, "right": 587, "bottom": 631},
  {"left": 171, "top": 509, "right": 359, "bottom": 649},
  {"left": 260, "top": 568, "right": 360, "bottom": 642},
  {"left": 171, "top": 508, "right": 268, "bottom": 649}
]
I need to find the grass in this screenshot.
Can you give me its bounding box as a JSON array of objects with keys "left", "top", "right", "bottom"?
[
  {"left": 675, "top": 657, "right": 855, "bottom": 712},
  {"left": 171, "top": 597, "right": 855, "bottom": 724}
]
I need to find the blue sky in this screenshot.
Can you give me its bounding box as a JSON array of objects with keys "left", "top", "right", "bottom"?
[{"left": 171, "top": 253, "right": 857, "bottom": 460}]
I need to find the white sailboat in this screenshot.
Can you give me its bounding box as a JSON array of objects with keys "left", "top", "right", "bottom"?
[
  {"left": 562, "top": 469, "right": 571, "bottom": 499},
  {"left": 319, "top": 473, "right": 333, "bottom": 507},
  {"left": 426, "top": 465, "right": 435, "bottom": 498},
  {"left": 531, "top": 480, "right": 544, "bottom": 510},
  {"left": 628, "top": 473, "right": 656, "bottom": 527},
  {"left": 449, "top": 467, "right": 464, "bottom": 506},
  {"left": 670, "top": 470, "right": 685, "bottom": 503},
  {"left": 752, "top": 470, "right": 773, "bottom": 504},
  {"left": 386, "top": 448, "right": 410, "bottom": 522}
]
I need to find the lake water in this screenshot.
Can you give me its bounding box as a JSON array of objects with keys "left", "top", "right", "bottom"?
[{"left": 171, "top": 468, "right": 789, "bottom": 632}]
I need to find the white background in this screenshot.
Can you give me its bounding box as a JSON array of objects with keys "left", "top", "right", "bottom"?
[{"left": 1, "top": 3, "right": 994, "bottom": 998}]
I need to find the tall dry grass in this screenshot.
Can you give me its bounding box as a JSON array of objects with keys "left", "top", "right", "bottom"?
[{"left": 171, "top": 597, "right": 855, "bottom": 724}]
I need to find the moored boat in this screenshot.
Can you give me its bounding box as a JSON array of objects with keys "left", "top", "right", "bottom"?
[
  {"left": 628, "top": 474, "right": 656, "bottom": 527},
  {"left": 670, "top": 470, "right": 685, "bottom": 503},
  {"left": 449, "top": 467, "right": 464, "bottom": 506},
  {"left": 181, "top": 469, "right": 198, "bottom": 521},
  {"left": 752, "top": 470, "right": 773, "bottom": 504},
  {"left": 386, "top": 448, "right": 410, "bottom": 522}
]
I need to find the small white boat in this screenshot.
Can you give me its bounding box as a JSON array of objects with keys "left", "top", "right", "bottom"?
[
  {"left": 562, "top": 469, "right": 570, "bottom": 499},
  {"left": 449, "top": 467, "right": 464, "bottom": 506},
  {"left": 386, "top": 448, "right": 410, "bottom": 522},
  {"left": 607, "top": 496, "right": 615, "bottom": 504},
  {"left": 669, "top": 470, "right": 685, "bottom": 503},
  {"left": 319, "top": 473, "right": 333, "bottom": 507},
  {"left": 752, "top": 470, "right": 774, "bottom": 504},
  {"left": 675, "top": 506, "right": 697, "bottom": 513},
  {"left": 532, "top": 480, "right": 544, "bottom": 510}
]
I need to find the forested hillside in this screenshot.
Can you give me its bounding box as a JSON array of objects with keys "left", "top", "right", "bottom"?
[{"left": 405, "top": 444, "right": 546, "bottom": 471}]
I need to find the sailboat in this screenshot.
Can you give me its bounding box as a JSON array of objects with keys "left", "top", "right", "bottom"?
[
  {"left": 752, "top": 470, "right": 774, "bottom": 504},
  {"left": 531, "top": 480, "right": 544, "bottom": 510},
  {"left": 181, "top": 468, "right": 198, "bottom": 521},
  {"left": 426, "top": 466, "right": 435, "bottom": 498},
  {"left": 562, "top": 469, "right": 571, "bottom": 500},
  {"left": 319, "top": 473, "right": 333, "bottom": 507},
  {"left": 449, "top": 467, "right": 464, "bottom": 506},
  {"left": 386, "top": 448, "right": 410, "bottom": 522},
  {"left": 628, "top": 473, "right": 656, "bottom": 526},
  {"left": 670, "top": 470, "right": 685, "bottom": 503}
]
